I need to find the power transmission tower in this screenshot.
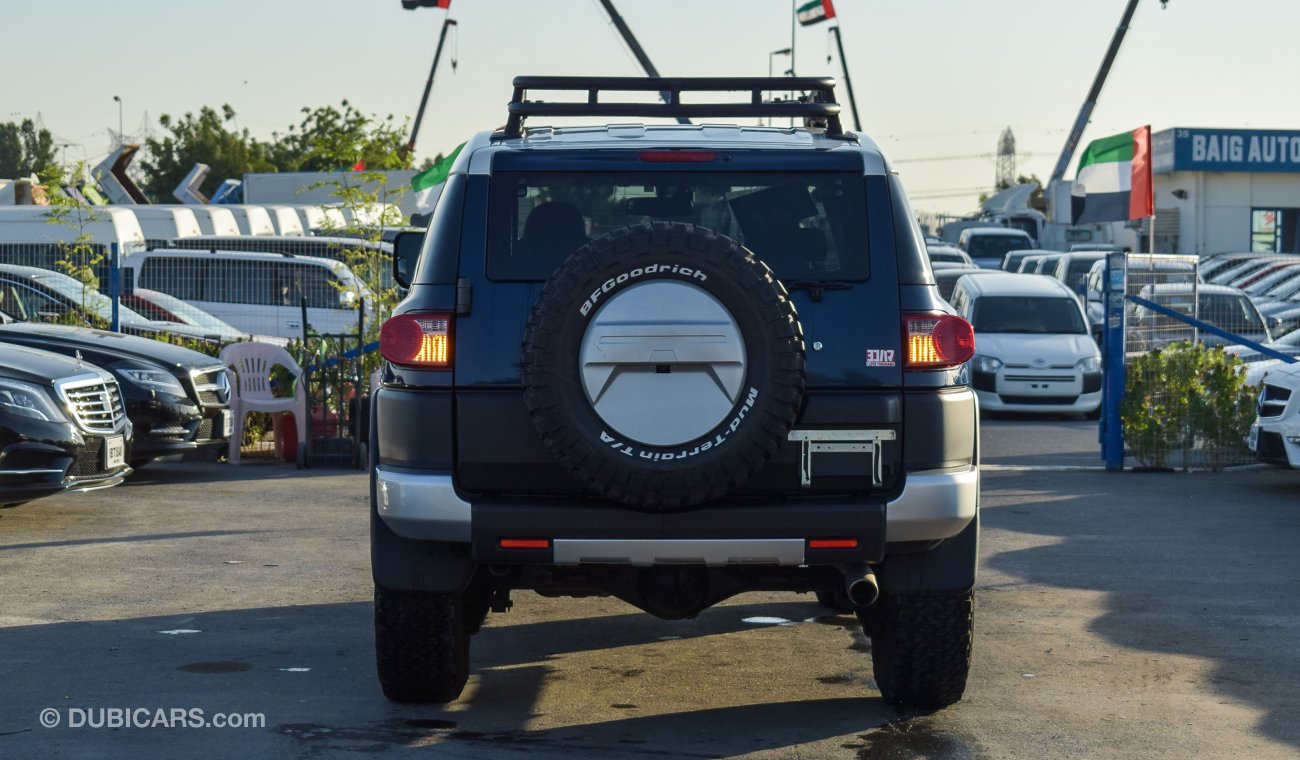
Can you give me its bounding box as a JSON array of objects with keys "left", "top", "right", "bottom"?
[{"left": 995, "top": 126, "right": 1016, "bottom": 189}]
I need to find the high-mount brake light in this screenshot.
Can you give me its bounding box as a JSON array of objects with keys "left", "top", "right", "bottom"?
[
  {"left": 380, "top": 313, "right": 452, "bottom": 368},
  {"left": 904, "top": 314, "right": 975, "bottom": 369},
  {"left": 638, "top": 150, "right": 717, "bottom": 163}
]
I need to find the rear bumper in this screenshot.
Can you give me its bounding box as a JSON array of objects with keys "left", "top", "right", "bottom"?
[
  {"left": 975, "top": 388, "right": 1101, "bottom": 414},
  {"left": 373, "top": 464, "right": 978, "bottom": 563}
]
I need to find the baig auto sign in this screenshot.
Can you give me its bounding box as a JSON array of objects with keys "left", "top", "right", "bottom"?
[{"left": 1154, "top": 127, "right": 1300, "bottom": 174}]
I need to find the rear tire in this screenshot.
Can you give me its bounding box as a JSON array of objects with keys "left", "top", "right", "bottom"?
[
  {"left": 814, "top": 589, "right": 854, "bottom": 614},
  {"left": 860, "top": 590, "right": 973, "bottom": 710},
  {"left": 374, "top": 586, "right": 470, "bottom": 703}
]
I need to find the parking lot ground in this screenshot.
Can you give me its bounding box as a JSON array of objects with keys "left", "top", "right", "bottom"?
[{"left": 1, "top": 424, "right": 1298, "bottom": 759}]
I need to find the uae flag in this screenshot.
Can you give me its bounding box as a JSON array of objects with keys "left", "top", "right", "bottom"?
[
  {"left": 1071, "top": 125, "right": 1153, "bottom": 224},
  {"left": 411, "top": 141, "right": 466, "bottom": 214},
  {"left": 401, "top": 0, "right": 450, "bottom": 9},
  {"left": 797, "top": 0, "right": 836, "bottom": 26}
]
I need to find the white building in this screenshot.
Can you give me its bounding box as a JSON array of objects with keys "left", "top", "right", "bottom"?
[{"left": 1152, "top": 127, "right": 1300, "bottom": 256}]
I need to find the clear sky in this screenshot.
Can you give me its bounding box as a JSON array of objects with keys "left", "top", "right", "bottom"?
[{"left": 7, "top": 0, "right": 1300, "bottom": 214}]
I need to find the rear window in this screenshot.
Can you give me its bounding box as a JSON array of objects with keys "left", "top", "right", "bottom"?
[
  {"left": 967, "top": 235, "right": 1031, "bottom": 260},
  {"left": 972, "top": 295, "right": 1087, "bottom": 334},
  {"left": 486, "top": 171, "right": 869, "bottom": 282}
]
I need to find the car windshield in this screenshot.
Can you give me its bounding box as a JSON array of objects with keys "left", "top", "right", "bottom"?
[
  {"left": 487, "top": 171, "right": 869, "bottom": 281},
  {"left": 1199, "top": 293, "right": 1266, "bottom": 334},
  {"left": 972, "top": 295, "right": 1087, "bottom": 334},
  {"left": 966, "top": 236, "right": 1030, "bottom": 259}
]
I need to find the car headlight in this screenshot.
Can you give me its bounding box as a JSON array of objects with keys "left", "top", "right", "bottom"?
[
  {"left": 120, "top": 367, "right": 188, "bottom": 396},
  {"left": 973, "top": 354, "right": 1003, "bottom": 373},
  {"left": 0, "top": 378, "right": 68, "bottom": 423},
  {"left": 1076, "top": 356, "right": 1102, "bottom": 373}
]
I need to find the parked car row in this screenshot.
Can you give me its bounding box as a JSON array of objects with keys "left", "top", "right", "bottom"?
[
  {"left": 0, "top": 324, "right": 232, "bottom": 507},
  {"left": 0, "top": 204, "right": 403, "bottom": 341}
]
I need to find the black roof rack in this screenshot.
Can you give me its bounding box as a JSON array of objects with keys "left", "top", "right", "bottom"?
[{"left": 496, "top": 76, "right": 845, "bottom": 140}]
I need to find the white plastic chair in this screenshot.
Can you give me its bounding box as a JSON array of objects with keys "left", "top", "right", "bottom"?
[{"left": 220, "top": 342, "right": 308, "bottom": 466}]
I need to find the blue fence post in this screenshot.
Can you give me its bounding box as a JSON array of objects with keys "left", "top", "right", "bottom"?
[
  {"left": 109, "top": 242, "right": 120, "bottom": 333},
  {"left": 1101, "top": 251, "right": 1127, "bottom": 470}
]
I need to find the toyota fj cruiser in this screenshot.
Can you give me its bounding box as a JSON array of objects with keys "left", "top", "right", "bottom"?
[{"left": 373, "top": 77, "right": 980, "bottom": 709}]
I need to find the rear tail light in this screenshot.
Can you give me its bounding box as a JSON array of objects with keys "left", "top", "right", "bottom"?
[
  {"left": 380, "top": 312, "right": 452, "bottom": 368},
  {"left": 904, "top": 314, "right": 975, "bottom": 369}
]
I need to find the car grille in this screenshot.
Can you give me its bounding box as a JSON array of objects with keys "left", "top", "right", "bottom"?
[
  {"left": 190, "top": 366, "right": 230, "bottom": 408},
  {"left": 999, "top": 395, "right": 1079, "bottom": 405},
  {"left": 1003, "top": 374, "right": 1076, "bottom": 383},
  {"left": 195, "top": 418, "right": 216, "bottom": 443},
  {"left": 58, "top": 376, "right": 127, "bottom": 434},
  {"left": 1258, "top": 383, "right": 1292, "bottom": 419},
  {"left": 68, "top": 438, "right": 105, "bottom": 477},
  {"left": 1004, "top": 363, "right": 1076, "bottom": 370}
]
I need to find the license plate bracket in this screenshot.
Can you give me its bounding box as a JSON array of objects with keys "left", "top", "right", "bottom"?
[{"left": 104, "top": 436, "right": 125, "bottom": 469}]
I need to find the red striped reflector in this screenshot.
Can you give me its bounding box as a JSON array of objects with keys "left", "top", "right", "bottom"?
[
  {"left": 808, "top": 539, "right": 859, "bottom": 549},
  {"left": 499, "top": 538, "right": 550, "bottom": 550}
]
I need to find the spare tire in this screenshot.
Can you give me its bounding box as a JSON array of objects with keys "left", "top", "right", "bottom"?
[{"left": 521, "top": 222, "right": 805, "bottom": 509}]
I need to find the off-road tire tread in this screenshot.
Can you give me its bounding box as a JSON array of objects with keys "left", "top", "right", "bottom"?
[
  {"left": 863, "top": 590, "right": 973, "bottom": 709},
  {"left": 374, "top": 587, "right": 469, "bottom": 703}
]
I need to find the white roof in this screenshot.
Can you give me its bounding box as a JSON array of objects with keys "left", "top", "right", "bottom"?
[{"left": 957, "top": 272, "right": 1075, "bottom": 298}]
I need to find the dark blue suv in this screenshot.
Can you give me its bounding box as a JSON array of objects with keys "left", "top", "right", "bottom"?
[{"left": 373, "top": 77, "right": 980, "bottom": 710}]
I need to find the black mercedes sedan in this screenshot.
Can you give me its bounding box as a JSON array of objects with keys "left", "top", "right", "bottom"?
[
  {"left": 0, "top": 343, "right": 132, "bottom": 506},
  {"left": 0, "top": 324, "right": 231, "bottom": 468}
]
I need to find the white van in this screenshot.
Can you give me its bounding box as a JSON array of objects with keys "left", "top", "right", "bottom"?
[
  {"left": 121, "top": 249, "right": 374, "bottom": 339},
  {"left": 264, "top": 206, "right": 305, "bottom": 236},
  {"left": 947, "top": 272, "right": 1102, "bottom": 417},
  {"left": 0, "top": 206, "right": 147, "bottom": 257},
  {"left": 956, "top": 227, "right": 1037, "bottom": 269},
  {"left": 125, "top": 206, "right": 204, "bottom": 248},
  {"left": 291, "top": 205, "right": 329, "bottom": 234},
  {"left": 223, "top": 205, "right": 276, "bottom": 236},
  {"left": 150, "top": 205, "right": 241, "bottom": 237}
]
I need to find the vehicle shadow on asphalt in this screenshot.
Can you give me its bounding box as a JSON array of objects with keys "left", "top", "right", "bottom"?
[
  {"left": 0, "top": 598, "right": 923, "bottom": 757},
  {"left": 981, "top": 467, "right": 1300, "bottom": 753},
  {"left": 122, "top": 460, "right": 364, "bottom": 487},
  {"left": 0, "top": 529, "right": 263, "bottom": 553}
]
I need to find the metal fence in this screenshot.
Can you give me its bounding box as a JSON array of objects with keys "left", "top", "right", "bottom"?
[
  {"left": 0, "top": 239, "right": 390, "bottom": 344},
  {"left": 0, "top": 236, "right": 391, "bottom": 462},
  {"left": 1108, "top": 253, "right": 1261, "bottom": 470}
]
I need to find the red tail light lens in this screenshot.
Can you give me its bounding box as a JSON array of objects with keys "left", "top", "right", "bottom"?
[
  {"left": 904, "top": 314, "right": 975, "bottom": 369},
  {"left": 380, "top": 313, "right": 452, "bottom": 368}
]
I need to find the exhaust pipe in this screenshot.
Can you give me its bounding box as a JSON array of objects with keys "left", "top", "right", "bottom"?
[{"left": 843, "top": 563, "right": 880, "bottom": 607}]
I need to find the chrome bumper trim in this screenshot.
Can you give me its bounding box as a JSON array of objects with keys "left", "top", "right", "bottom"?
[
  {"left": 886, "top": 466, "right": 979, "bottom": 543},
  {"left": 374, "top": 468, "right": 471, "bottom": 542},
  {"left": 552, "top": 538, "right": 805, "bottom": 567}
]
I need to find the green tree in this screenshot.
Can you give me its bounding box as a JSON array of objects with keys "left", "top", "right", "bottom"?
[
  {"left": 0, "top": 119, "right": 56, "bottom": 178},
  {"left": 37, "top": 161, "right": 106, "bottom": 326},
  {"left": 138, "top": 105, "right": 275, "bottom": 201},
  {"left": 266, "top": 101, "right": 412, "bottom": 172}
]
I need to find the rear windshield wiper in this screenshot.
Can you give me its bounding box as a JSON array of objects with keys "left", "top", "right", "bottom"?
[{"left": 784, "top": 280, "right": 853, "bottom": 302}]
